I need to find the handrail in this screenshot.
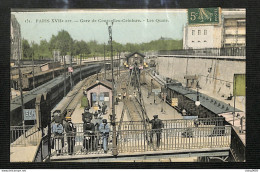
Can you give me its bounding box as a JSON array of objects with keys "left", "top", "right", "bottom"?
[{"left": 49, "top": 125, "right": 231, "bottom": 157}]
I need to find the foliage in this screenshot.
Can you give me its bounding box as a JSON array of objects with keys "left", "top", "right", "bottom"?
[
  {"left": 21, "top": 30, "right": 183, "bottom": 60},
  {"left": 22, "top": 39, "right": 32, "bottom": 59}
]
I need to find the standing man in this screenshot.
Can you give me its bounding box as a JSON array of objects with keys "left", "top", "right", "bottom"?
[
  {"left": 83, "top": 115, "right": 95, "bottom": 153},
  {"left": 92, "top": 113, "right": 102, "bottom": 132},
  {"left": 101, "top": 102, "right": 107, "bottom": 115},
  {"left": 82, "top": 107, "right": 93, "bottom": 123},
  {"left": 92, "top": 113, "right": 102, "bottom": 150},
  {"left": 148, "top": 115, "right": 164, "bottom": 148},
  {"left": 51, "top": 112, "right": 64, "bottom": 156},
  {"left": 81, "top": 90, "right": 90, "bottom": 109},
  {"left": 99, "top": 119, "right": 110, "bottom": 153},
  {"left": 64, "top": 116, "right": 76, "bottom": 155}
]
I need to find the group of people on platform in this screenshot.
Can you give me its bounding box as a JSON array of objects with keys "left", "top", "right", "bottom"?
[
  {"left": 51, "top": 112, "right": 165, "bottom": 156},
  {"left": 51, "top": 101, "right": 109, "bottom": 156},
  {"left": 82, "top": 106, "right": 110, "bottom": 154}
]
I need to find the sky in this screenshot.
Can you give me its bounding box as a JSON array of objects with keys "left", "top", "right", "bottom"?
[{"left": 13, "top": 9, "right": 188, "bottom": 45}]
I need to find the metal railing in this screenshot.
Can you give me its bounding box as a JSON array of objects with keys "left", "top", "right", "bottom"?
[
  {"left": 50, "top": 125, "right": 231, "bottom": 156},
  {"left": 230, "top": 127, "right": 245, "bottom": 162},
  {"left": 10, "top": 125, "right": 41, "bottom": 146},
  {"left": 34, "top": 135, "right": 50, "bottom": 162},
  {"left": 71, "top": 117, "right": 224, "bottom": 135},
  {"left": 117, "top": 125, "right": 231, "bottom": 153},
  {"left": 115, "top": 117, "right": 224, "bottom": 131},
  {"left": 51, "top": 132, "right": 112, "bottom": 156},
  {"left": 158, "top": 47, "right": 245, "bottom": 57}
]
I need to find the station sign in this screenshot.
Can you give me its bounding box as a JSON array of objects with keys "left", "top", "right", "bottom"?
[
  {"left": 171, "top": 98, "right": 178, "bottom": 106},
  {"left": 152, "top": 88, "right": 161, "bottom": 95},
  {"left": 24, "top": 109, "right": 36, "bottom": 121},
  {"left": 188, "top": 7, "right": 221, "bottom": 25},
  {"left": 233, "top": 74, "right": 245, "bottom": 96}
]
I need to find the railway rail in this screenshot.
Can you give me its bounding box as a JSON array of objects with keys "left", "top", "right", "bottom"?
[{"left": 10, "top": 64, "right": 102, "bottom": 126}]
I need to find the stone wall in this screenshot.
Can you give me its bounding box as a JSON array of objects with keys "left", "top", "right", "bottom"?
[{"left": 157, "top": 55, "right": 245, "bottom": 102}]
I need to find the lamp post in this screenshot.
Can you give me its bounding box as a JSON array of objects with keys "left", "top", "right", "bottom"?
[
  {"left": 107, "top": 22, "right": 118, "bottom": 156},
  {"left": 195, "top": 81, "right": 200, "bottom": 116}
]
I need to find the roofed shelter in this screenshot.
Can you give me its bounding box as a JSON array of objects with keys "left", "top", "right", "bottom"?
[
  {"left": 85, "top": 80, "right": 112, "bottom": 109},
  {"left": 125, "top": 52, "right": 145, "bottom": 67}
]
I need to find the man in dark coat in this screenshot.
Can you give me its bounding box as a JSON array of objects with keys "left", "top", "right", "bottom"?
[
  {"left": 83, "top": 115, "right": 95, "bottom": 153},
  {"left": 64, "top": 117, "right": 76, "bottom": 155},
  {"left": 148, "top": 115, "right": 164, "bottom": 147},
  {"left": 82, "top": 107, "right": 93, "bottom": 123},
  {"left": 101, "top": 102, "right": 107, "bottom": 115}
]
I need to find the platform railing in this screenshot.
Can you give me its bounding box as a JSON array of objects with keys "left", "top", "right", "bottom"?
[
  {"left": 50, "top": 125, "right": 231, "bottom": 156},
  {"left": 158, "top": 47, "right": 245, "bottom": 57},
  {"left": 71, "top": 117, "right": 225, "bottom": 136},
  {"left": 10, "top": 125, "right": 41, "bottom": 146},
  {"left": 117, "top": 125, "right": 231, "bottom": 153},
  {"left": 72, "top": 117, "right": 224, "bottom": 133},
  {"left": 51, "top": 131, "right": 112, "bottom": 156}
]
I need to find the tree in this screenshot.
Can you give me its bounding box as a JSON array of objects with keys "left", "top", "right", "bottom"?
[
  {"left": 22, "top": 39, "right": 32, "bottom": 59},
  {"left": 74, "top": 40, "right": 90, "bottom": 55},
  {"left": 49, "top": 30, "right": 74, "bottom": 56},
  {"left": 38, "top": 40, "right": 51, "bottom": 59}
]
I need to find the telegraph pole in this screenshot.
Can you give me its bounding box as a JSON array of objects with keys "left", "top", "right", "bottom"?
[
  {"left": 63, "top": 56, "right": 66, "bottom": 97},
  {"left": 117, "top": 51, "right": 119, "bottom": 80},
  {"left": 80, "top": 54, "right": 82, "bottom": 81},
  {"left": 107, "top": 22, "right": 118, "bottom": 156},
  {"left": 18, "top": 37, "right": 25, "bottom": 136},
  {"left": 70, "top": 54, "right": 73, "bottom": 90},
  {"left": 32, "top": 51, "right": 35, "bottom": 89},
  {"left": 104, "top": 43, "right": 106, "bottom": 80},
  {"left": 52, "top": 50, "right": 55, "bottom": 79},
  {"left": 119, "top": 51, "right": 121, "bottom": 77}
]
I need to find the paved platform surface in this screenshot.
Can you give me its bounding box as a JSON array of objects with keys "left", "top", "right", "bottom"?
[
  {"left": 150, "top": 71, "right": 246, "bottom": 146},
  {"left": 51, "top": 147, "right": 230, "bottom": 162},
  {"left": 71, "top": 71, "right": 183, "bottom": 124},
  {"left": 10, "top": 145, "right": 38, "bottom": 162}
]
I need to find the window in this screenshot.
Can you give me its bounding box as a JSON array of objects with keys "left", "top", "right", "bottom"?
[
  {"left": 198, "top": 30, "right": 201, "bottom": 35},
  {"left": 204, "top": 30, "right": 207, "bottom": 35},
  {"left": 198, "top": 41, "right": 201, "bottom": 42},
  {"left": 192, "top": 41, "right": 194, "bottom": 43},
  {"left": 204, "top": 40, "right": 207, "bottom": 42},
  {"left": 192, "top": 30, "right": 195, "bottom": 35}
]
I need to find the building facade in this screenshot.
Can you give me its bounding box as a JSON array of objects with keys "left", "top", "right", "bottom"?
[
  {"left": 11, "top": 14, "right": 21, "bottom": 60},
  {"left": 86, "top": 81, "right": 112, "bottom": 109},
  {"left": 183, "top": 9, "right": 245, "bottom": 49},
  {"left": 222, "top": 10, "right": 246, "bottom": 47}
]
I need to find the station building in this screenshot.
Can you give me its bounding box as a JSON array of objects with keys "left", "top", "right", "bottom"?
[
  {"left": 183, "top": 8, "right": 245, "bottom": 49},
  {"left": 85, "top": 80, "right": 112, "bottom": 108}
]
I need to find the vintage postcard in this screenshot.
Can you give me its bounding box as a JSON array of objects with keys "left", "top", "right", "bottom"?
[{"left": 10, "top": 8, "right": 245, "bottom": 163}]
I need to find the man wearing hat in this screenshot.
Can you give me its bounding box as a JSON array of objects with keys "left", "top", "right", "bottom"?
[
  {"left": 99, "top": 119, "right": 110, "bottom": 153},
  {"left": 51, "top": 111, "right": 64, "bottom": 155},
  {"left": 148, "top": 115, "right": 164, "bottom": 148},
  {"left": 82, "top": 107, "right": 93, "bottom": 123},
  {"left": 83, "top": 112, "right": 95, "bottom": 153},
  {"left": 64, "top": 116, "right": 76, "bottom": 155}
]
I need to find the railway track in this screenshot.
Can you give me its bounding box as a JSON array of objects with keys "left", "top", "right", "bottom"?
[{"left": 52, "top": 70, "right": 126, "bottom": 119}]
